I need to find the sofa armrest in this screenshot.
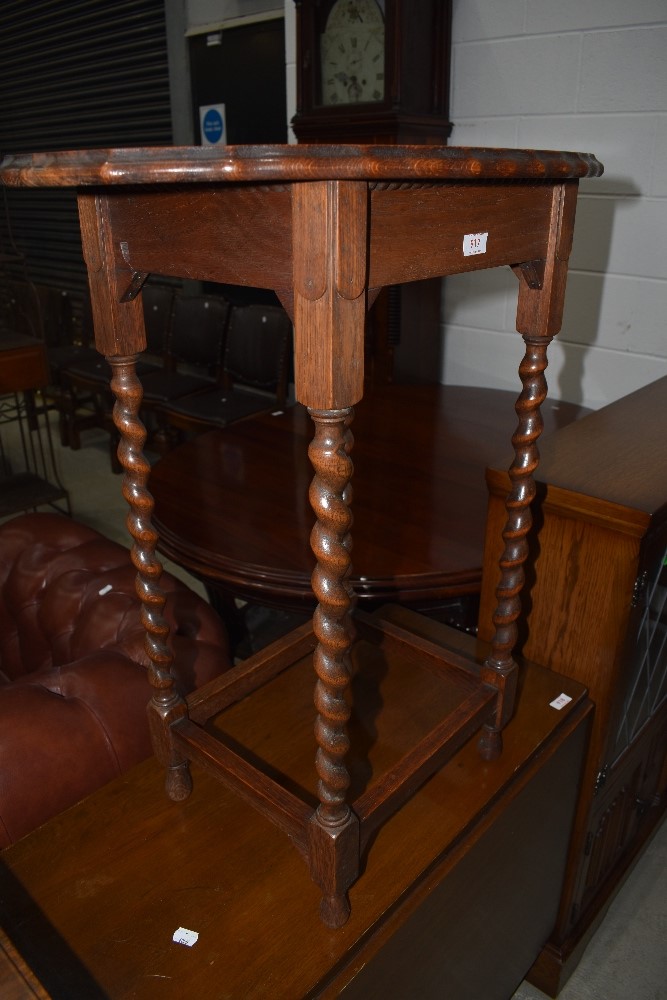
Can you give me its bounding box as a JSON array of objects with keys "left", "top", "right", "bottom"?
[{"left": 0, "top": 653, "right": 158, "bottom": 848}]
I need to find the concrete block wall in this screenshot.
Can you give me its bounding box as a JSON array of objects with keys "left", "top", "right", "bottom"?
[
  {"left": 283, "top": 1, "right": 667, "bottom": 408},
  {"left": 445, "top": 0, "right": 667, "bottom": 409}
]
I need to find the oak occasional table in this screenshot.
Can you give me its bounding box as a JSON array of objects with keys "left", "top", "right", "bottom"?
[{"left": 0, "top": 144, "right": 602, "bottom": 928}]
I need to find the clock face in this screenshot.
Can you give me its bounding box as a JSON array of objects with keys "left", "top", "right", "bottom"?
[{"left": 320, "top": 0, "right": 385, "bottom": 107}]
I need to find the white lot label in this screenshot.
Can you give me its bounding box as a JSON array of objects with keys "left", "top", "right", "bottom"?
[
  {"left": 550, "top": 693, "right": 573, "bottom": 711},
  {"left": 173, "top": 927, "right": 199, "bottom": 947},
  {"left": 463, "top": 232, "right": 488, "bottom": 256}
]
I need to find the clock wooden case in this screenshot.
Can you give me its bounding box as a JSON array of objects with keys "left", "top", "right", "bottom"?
[
  {"left": 292, "top": 1, "right": 453, "bottom": 382},
  {"left": 292, "top": 0, "right": 452, "bottom": 144}
]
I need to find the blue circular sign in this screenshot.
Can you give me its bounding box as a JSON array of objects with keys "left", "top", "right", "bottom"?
[{"left": 203, "top": 108, "right": 224, "bottom": 144}]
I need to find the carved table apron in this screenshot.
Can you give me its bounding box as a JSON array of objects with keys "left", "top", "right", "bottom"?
[{"left": 0, "top": 144, "right": 603, "bottom": 927}]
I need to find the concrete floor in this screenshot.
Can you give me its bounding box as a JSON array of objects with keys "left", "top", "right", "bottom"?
[
  {"left": 5, "top": 410, "right": 667, "bottom": 1000},
  {"left": 511, "top": 818, "right": 667, "bottom": 999}
]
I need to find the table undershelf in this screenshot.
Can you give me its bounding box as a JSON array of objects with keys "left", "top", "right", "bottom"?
[{"left": 178, "top": 609, "right": 498, "bottom": 865}]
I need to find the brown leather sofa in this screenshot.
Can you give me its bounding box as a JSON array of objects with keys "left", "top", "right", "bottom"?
[{"left": 0, "top": 512, "right": 231, "bottom": 848}]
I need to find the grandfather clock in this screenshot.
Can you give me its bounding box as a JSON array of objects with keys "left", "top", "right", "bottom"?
[
  {"left": 292, "top": 0, "right": 453, "bottom": 381},
  {"left": 292, "top": 0, "right": 452, "bottom": 143}
]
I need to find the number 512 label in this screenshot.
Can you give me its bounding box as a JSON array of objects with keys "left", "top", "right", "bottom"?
[{"left": 463, "top": 232, "right": 488, "bottom": 256}]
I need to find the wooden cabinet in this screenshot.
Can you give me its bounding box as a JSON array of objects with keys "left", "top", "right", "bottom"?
[{"left": 479, "top": 375, "right": 667, "bottom": 996}]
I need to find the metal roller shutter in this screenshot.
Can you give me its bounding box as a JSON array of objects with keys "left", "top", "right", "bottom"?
[{"left": 0, "top": 0, "right": 172, "bottom": 300}]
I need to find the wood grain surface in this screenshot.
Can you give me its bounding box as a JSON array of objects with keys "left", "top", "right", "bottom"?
[{"left": 0, "top": 620, "right": 590, "bottom": 999}]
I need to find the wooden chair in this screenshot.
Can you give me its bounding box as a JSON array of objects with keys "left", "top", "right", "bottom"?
[
  {"left": 138, "top": 292, "right": 231, "bottom": 454},
  {"left": 158, "top": 303, "right": 292, "bottom": 442},
  {"left": 31, "top": 284, "right": 97, "bottom": 444},
  {"left": 0, "top": 278, "right": 44, "bottom": 342}
]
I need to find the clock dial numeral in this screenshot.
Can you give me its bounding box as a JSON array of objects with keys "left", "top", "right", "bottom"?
[
  {"left": 319, "top": 0, "right": 385, "bottom": 107},
  {"left": 320, "top": 25, "right": 385, "bottom": 106}
]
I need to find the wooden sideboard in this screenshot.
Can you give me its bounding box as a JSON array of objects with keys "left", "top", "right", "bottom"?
[
  {"left": 0, "top": 333, "right": 70, "bottom": 517},
  {"left": 0, "top": 617, "right": 591, "bottom": 999},
  {"left": 479, "top": 375, "right": 667, "bottom": 995},
  {"left": 0, "top": 333, "right": 49, "bottom": 393}
]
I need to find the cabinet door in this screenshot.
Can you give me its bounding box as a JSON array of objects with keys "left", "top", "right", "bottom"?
[
  {"left": 566, "top": 525, "right": 667, "bottom": 931},
  {"left": 568, "top": 705, "right": 667, "bottom": 932},
  {"left": 608, "top": 526, "right": 667, "bottom": 765},
  {"left": 189, "top": 18, "right": 287, "bottom": 145}
]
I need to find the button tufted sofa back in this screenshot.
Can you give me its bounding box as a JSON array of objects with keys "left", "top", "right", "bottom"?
[{"left": 0, "top": 512, "right": 231, "bottom": 847}]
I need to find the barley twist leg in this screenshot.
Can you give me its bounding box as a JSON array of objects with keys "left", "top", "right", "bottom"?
[
  {"left": 109, "top": 355, "right": 192, "bottom": 800},
  {"left": 479, "top": 335, "right": 550, "bottom": 760},
  {"left": 307, "top": 407, "right": 359, "bottom": 928}
]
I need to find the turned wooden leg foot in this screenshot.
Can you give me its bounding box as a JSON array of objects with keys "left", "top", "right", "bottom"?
[
  {"left": 165, "top": 762, "right": 194, "bottom": 802},
  {"left": 478, "top": 724, "right": 503, "bottom": 761},
  {"left": 321, "top": 895, "right": 351, "bottom": 930},
  {"left": 309, "top": 809, "right": 360, "bottom": 930}
]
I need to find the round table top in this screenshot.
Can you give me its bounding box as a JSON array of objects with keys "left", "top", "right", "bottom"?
[
  {"left": 0, "top": 144, "right": 603, "bottom": 188},
  {"left": 150, "top": 383, "right": 587, "bottom": 612}
]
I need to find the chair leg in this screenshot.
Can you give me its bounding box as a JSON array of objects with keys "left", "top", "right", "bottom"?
[
  {"left": 54, "top": 384, "right": 77, "bottom": 448},
  {"left": 68, "top": 420, "right": 82, "bottom": 450},
  {"left": 58, "top": 406, "right": 69, "bottom": 447},
  {"left": 150, "top": 414, "right": 180, "bottom": 456}
]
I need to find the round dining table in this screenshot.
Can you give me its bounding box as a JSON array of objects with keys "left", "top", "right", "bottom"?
[{"left": 150, "top": 382, "right": 586, "bottom": 637}]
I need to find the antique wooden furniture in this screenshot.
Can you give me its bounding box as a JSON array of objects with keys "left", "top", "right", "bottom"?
[
  {"left": 0, "top": 333, "right": 70, "bottom": 517},
  {"left": 0, "top": 143, "right": 602, "bottom": 928},
  {"left": 0, "top": 927, "right": 52, "bottom": 1000},
  {"left": 0, "top": 332, "right": 49, "bottom": 397},
  {"left": 159, "top": 302, "right": 294, "bottom": 445},
  {"left": 0, "top": 618, "right": 591, "bottom": 999},
  {"left": 150, "top": 383, "right": 587, "bottom": 637},
  {"left": 56, "top": 281, "right": 177, "bottom": 471},
  {"left": 292, "top": 0, "right": 453, "bottom": 384},
  {"left": 479, "top": 375, "right": 667, "bottom": 995},
  {"left": 292, "top": 0, "right": 452, "bottom": 143}
]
